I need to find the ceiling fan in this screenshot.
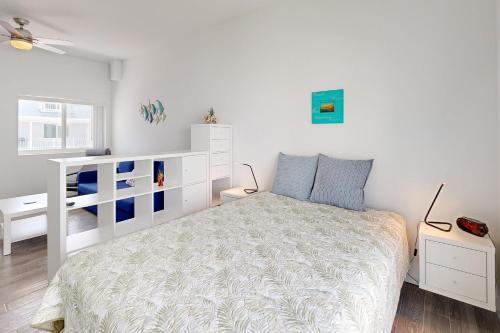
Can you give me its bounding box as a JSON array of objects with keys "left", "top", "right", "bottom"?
[{"left": 0, "top": 17, "right": 73, "bottom": 54}]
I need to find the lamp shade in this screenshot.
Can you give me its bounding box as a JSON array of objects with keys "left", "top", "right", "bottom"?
[{"left": 11, "top": 38, "right": 32, "bottom": 50}]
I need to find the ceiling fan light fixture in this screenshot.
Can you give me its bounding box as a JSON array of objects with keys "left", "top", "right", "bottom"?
[
  {"left": 10, "top": 37, "right": 32, "bottom": 50},
  {"left": 1, "top": 17, "right": 70, "bottom": 54}
]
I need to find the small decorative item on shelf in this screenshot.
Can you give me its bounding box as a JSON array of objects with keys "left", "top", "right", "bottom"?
[
  {"left": 204, "top": 107, "right": 217, "bottom": 124},
  {"left": 125, "top": 179, "right": 135, "bottom": 187},
  {"left": 139, "top": 99, "right": 166, "bottom": 124},
  {"left": 157, "top": 169, "right": 164, "bottom": 187}
]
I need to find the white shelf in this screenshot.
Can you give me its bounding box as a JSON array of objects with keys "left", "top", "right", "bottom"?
[
  {"left": 153, "top": 211, "right": 170, "bottom": 224},
  {"left": 116, "top": 172, "right": 151, "bottom": 181},
  {"left": 114, "top": 218, "right": 138, "bottom": 236},
  {"left": 153, "top": 210, "right": 182, "bottom": 224},
  {"left": 153, "top": 182, "right": 182, "bottom": 192},
  {"left": 116, "top": 187, "right": 151, "bottom": 200},
  {"left": 47, "top": 150, "right": 210, "bottom": 279},
  {"left": 115, "top": 217, "right": 152, "bottom": 236},
  {"left": 66, "top": 193, "right": 113, "bottom": 211},
  {"left": 66, "top": 227, "right": 112, "bottom": 253}
]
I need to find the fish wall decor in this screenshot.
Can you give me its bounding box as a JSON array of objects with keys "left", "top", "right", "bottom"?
[{"left": 139, "top": 100, "right": 166, "bottom": 124}]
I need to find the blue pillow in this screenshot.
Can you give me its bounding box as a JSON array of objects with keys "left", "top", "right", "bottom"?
[
  {"left": 310, "top": 154, "right": 373, "bottom": 211},
  {"left": 271, "top": 153, "right": 318, "bottom": 201}
]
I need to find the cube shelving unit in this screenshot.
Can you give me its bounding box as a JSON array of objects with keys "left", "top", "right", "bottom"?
[{"left": 47, "top": 150, "right": 209, "bottom": 278}]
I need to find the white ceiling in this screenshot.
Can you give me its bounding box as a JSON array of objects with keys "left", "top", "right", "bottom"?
[{"left": 0, "top": 0, "right": 271, "bottom": 61}]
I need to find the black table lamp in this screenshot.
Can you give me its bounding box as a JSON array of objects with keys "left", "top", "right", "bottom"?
[
  {"left": 242, "top": 163, "right": 258, "bottom": 194},
  {"left": 424, "top": 183, "right": 452, "bottom": 232}
]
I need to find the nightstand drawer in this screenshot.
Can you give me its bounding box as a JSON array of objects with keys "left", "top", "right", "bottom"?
[
  {"left": 211, "top": 139, "right": 230, "bottom": 153},
  {"left": 426, "top": 240, "right": 486, "bottom": 277},
  {"left": 426, "top": 263, "right": 487, "bottom": 302}
]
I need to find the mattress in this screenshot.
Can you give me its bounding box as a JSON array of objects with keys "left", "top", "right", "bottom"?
[{"left": 33, "top": 192, "right": 409, "bottom": 332}]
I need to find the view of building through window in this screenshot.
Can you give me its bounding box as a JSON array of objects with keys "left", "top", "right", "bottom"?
[
  {"left": 18, "top": 99, "right": 94, "bottom": 152},
  {"left": 66, "top": 103, "right": 94, "bottom": 149}
]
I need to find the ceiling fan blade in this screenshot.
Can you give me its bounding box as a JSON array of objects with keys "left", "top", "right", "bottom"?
[
  {"left": 33, "top": 42, "right": 66, "bottom": 54},
  {"left": 0, "top": 20, "right": 22, "bottom": 37},
  {"left": 0, "top": 34, "right": 10, "bottom": 43},
  {"left": 35, "top": 37, "right": 73, "bottom": 46}
]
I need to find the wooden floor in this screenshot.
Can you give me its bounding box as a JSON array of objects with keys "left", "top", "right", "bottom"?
[
  {"left": 0, "top": 212, "right": 499, "bottom": 332},
  {"left": 393, "top": 282, "right": 500, "bottom": 333},
  {"left": 0, "top": 209, "right": 96, "bottom": 333}
]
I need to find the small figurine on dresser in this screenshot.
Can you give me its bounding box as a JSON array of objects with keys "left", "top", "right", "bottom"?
[
  {"left": 157, "top": 169, "right": 164, "bottom": 187},
  {"left": 204, "top": 107, "right": 217, "bottom": 124}
]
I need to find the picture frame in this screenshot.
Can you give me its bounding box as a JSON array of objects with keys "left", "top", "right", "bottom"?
[{"left": 312, "top": 89, "right": 344, "bottom": 124}]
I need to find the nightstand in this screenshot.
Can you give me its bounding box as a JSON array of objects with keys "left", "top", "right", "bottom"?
[
  {"left": 418, "top": 222, "right": 496, "bottom": 311},
  {"left": 220, "top": 187, "right": 256, "bottom": 204}
]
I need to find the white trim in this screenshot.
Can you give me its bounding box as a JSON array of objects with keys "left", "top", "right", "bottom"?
[
  {"left": 61, "top": 103, "right": 67, "bottom": 150},
  {"left": 93, "top": 105, "right": 105, "bottom": 149},
  {"left": 18, "top": 149, "right": 87, "bottom": 156},
  {"left": 18, "top": 95, "right": 95, "bottom": 106}
]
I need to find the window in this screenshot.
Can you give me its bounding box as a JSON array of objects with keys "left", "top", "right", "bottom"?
[
  {"left": 41, "top": 102, "right": 62, "bottom": 113},
  {"left": 43, "top": 124, "right": 60, "bottom": 138},
  {"left": 18, "top": 98, "right": 102, "bottom": 153}
]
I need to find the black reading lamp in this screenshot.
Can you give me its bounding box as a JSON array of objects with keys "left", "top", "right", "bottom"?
[
  {"left": 424, "top": 183, "right": 452, "bottom": 232},
  {"left": 242, "top": 163, "right": 258, "bottom": 194}
]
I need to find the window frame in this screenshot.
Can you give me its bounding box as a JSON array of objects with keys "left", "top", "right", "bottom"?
[{"left": 18, "top": 96, "right": 99, "bottom": 156}]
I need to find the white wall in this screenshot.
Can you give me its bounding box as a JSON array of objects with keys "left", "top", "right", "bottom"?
[
  {"left": 496, "top": 0, "right": 500, "bottom": 319},
  {"left": 113, "top": 0, "right": 498, "bottom": 282},
  {"left": 0, "top": 47, "right": 112, "bottom": 199}
]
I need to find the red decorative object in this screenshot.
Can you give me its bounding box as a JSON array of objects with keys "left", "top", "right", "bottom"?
[{"left": 456, "top": 217, "right": 488, "bottom": 237}]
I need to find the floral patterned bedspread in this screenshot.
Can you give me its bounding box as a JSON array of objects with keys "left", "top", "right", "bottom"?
[{"left": 33, "top": 192, "right": 409, "bottom": 333}]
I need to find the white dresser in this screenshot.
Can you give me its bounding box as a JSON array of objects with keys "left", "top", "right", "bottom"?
[
  {"left": 191, "top": 124, "right": 232, "bottom": 206},
  {"left": 419, "top": 222, "right": 496, "bottom": 311}
]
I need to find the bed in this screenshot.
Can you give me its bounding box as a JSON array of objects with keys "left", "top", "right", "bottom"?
[{"left": 33, "top": 192, "right": 409, "bottom": 332}]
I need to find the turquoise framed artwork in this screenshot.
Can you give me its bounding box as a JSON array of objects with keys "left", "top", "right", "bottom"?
[{"left": 312, "top": 89, "right": 344, "bottom": 124}]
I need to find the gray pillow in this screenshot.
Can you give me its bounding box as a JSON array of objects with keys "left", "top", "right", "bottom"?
[
  {"left": 310, "top": 154, "right": 373, "bottom": 211},
  {"left": 271, "top": 153, "right": 319, "bottom": 201}
]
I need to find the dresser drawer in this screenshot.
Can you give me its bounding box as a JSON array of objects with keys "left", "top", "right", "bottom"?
[
  {"left": 426, "top": 263, "right": 487, "bottom": 302},
  {"left": 211, "top": 139, "right": 230, "bottom": 153},
  {"left": 211, "top": 126, "right": 231, "bottom": 139},
  {"left": 211, "top": 164, "right": 230, "bottom": 180},
  {"left": 210, "top": 153, "right": 230, "bottom": 166},
  {"left": 426, "top": 240, "right": 486, "bottom": 276}
]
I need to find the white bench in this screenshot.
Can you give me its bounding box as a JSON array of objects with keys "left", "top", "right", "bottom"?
[{"left": 0, "top": 193, "right": 47, "bottom": 255}]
